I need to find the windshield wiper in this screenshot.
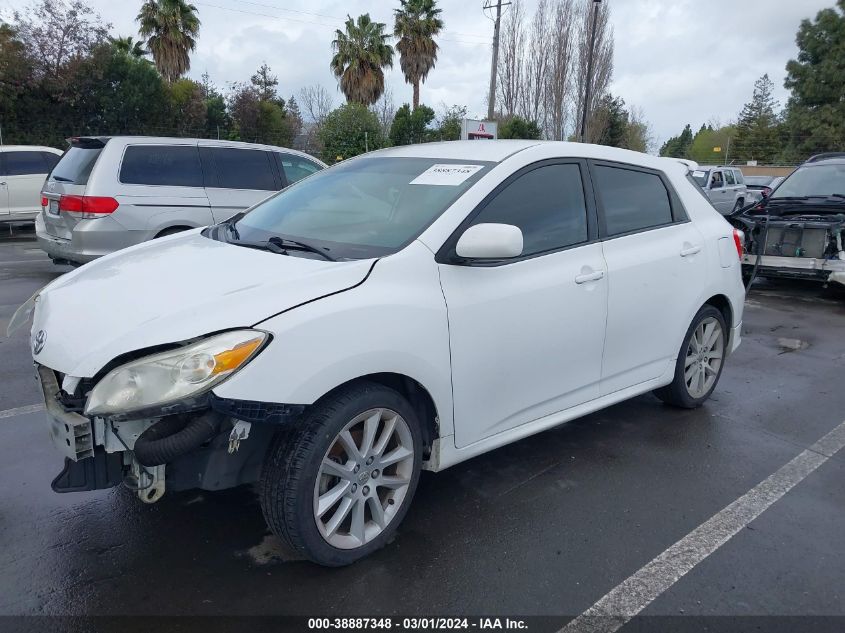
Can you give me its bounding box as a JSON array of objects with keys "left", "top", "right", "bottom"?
[
  {"left": 267, "top": 236, "right": 337, "bottom": 261},
  {"left": 227, "top": 236, "right": 337, "bottom": 261}
]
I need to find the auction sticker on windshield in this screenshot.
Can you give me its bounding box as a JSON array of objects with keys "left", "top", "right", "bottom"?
[{"left": 410, "top": 164, "right": 485, "bottom": 186}]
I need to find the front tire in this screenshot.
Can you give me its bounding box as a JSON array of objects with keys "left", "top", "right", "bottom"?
[
  {"left": 259, "top": 382, "right": 422, "bottom": 566},
  {"left": 654, "top": 305, "right": 727, "bottom": 409}
]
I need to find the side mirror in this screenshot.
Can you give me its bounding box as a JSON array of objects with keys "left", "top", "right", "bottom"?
[{"left": 455, "top": 223, "right": 523, "bottom": 260}]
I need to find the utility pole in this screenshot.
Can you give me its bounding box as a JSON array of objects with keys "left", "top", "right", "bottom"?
[
  {"left": 579, "top": 0, "right": 602, "bottom": 143},
  {"left": 484, "top": 0, "right": 510, "bottom": 121}
]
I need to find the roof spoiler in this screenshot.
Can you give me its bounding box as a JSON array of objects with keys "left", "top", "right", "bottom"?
[{"left": 66, "top": 137, "right": 107, "bottom": 149}]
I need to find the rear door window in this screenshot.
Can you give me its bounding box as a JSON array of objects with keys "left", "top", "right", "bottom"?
[
  {"left": 278, "top": 153, "right": 322, "bottom": 185},
  {"left": 725, "top": 170, "right": 736, "bottom": 185},
  {"left": 733, "top": 170, "right": 744, "bottom": 184},
  {"left": 593, "top": 164, "right": 674, "bottom": 236},
  {"left": 208, "top": 147, "right": 276, "bottom": 191},
  {"left": 2, "top": 151, "right": 49, "bottom": 176},
  {"left": 120, "top": 145, "right": 203, "bottom": 187}
]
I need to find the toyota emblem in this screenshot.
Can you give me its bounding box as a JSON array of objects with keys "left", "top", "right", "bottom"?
[{"left": 33, "top": 330, "right": 46, "bottom": 355}]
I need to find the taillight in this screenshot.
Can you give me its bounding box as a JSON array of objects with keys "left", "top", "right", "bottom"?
[
  {"left": 732, "top": 228, "right": 744, "bottom": 259},
  {"left": 58, "top": 195, "right": 119, "bottom": 215},
  {"left": 40, "top": 196, "right": 48, "bottom": 208}
]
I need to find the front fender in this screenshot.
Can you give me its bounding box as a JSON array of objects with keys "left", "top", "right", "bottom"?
[{"left": 213, "top": 241, "right": 455, "bottom": 438}]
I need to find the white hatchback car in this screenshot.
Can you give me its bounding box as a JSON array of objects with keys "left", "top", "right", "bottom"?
[{"left": 18, "top": 141, "right": 745, "bottom": 566}]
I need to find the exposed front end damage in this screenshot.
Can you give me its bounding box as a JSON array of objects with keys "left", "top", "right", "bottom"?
[
  {"left": 731, "top": 212, "right": 845, "bottom": 287},
  {"left": 38, "top": 363, "right": 303, "bottom": 503}
]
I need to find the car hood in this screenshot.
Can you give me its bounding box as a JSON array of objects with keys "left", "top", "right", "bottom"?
[{"left": 30, "top": 231, "right": 374, "bottom": 377}]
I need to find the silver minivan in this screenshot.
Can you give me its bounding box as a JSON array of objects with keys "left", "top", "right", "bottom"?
[
  {"left": 689, "top": 166, "right": 748, "bottom": 214},
  {"left": 37, "top": 137, "right": 326, "bottom": 265}
]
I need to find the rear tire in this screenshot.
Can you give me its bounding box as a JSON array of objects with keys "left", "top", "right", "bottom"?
[
  {"left": 654, "top": 305, "right": 727, "bottom": 409},
  {"left": 259, "top": 381, "right": 422, "bottom": 566}
]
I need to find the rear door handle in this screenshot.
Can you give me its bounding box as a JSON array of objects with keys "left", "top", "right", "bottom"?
[
  {"left": 575, "top": 270, "right": 605, "bottom": 284},
  {"left": 680, "top": 245, "right": 702, "bottom": 257}
]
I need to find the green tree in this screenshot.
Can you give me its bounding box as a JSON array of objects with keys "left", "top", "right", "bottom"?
[
  {"left": 251, "top": 62, "right": 281, "bottom": 104},
  {"left": 75, "top": 43, "right": 171, "bottom": 138},
  {"left": 686, "top": 124, "right": 737, "bottom": 164},
  {"left": 435, "top": 104, "right": 466, "bottom": 141},
  {"left": 733, "top": 74, "right": 782, "bottom": 163},
  {"left": 393, "top": 0, "right": 443, "bottom": 110},
  {"left": 660, "top": 124, "right": 694, "bottom": 158},
  {"left": 109, "top": 35, "right": 147, "bottom": 58},
  {"left": 137, "top": 0, "right": 200, "bottom": 83},
  {"left": 593, "top": 94, "right": 629, "bottom": 148},
  {"left": 170, "top": 78, "right": 206, "bottom": 135},
  {"left": 318, "top": 102, "right": 384, "bottom": 163},
  {"left": 784, "top": 0, "right": 845, "bottom": 156},
  {"left": 389, "top": 103, "right": 435, "bottom": 145},
  {"left": 499, "top": 115, "right": 542, "bottom": 140},
  {"left": 330, "top": 14, "right": 394, "bottom": 106},
  {"left": 200, "top": 71, "right": 230, "bottom": 138}
]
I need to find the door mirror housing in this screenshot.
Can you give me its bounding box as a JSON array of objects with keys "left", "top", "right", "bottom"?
[{"left": 455, "top": 223, "right": 523, "bottom": 260}]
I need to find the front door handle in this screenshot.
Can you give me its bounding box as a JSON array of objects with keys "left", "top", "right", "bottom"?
[
  {"left": 680, "top": 245, "right": 702, "bottom": 257},
  {"left": 575, "top": 270, "right": 605, "bottom": 284}
]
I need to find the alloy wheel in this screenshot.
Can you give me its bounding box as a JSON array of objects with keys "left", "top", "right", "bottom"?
[
  {"left": 313, "top": 408, "right": 415, "bottom": 549},
  {"left": 684, "top": 316, "right": 724, "bottom": 399}
]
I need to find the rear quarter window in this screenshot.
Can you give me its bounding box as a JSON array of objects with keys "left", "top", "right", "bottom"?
[
  {"left": 594, "top": 164, "right": 674, "bottom": 236},
  {"left": 120, "top": 145, "right": 203, "bottom": 187}
]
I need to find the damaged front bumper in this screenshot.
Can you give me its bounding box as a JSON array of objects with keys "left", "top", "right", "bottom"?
[
  {"left": 740, "top": 253, "right": 845, "bottom": 286},
  {"left": 36, "top": 364, "right": 304, "bottom": 502},
  {"left": 732, "top": 212, "right": 845, "bottom": 286}
]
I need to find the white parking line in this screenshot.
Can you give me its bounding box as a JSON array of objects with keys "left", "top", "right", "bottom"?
[
  {"left": 0, "top": 403, "right": 45, "bottom": 420},
  {"left": 560, "top": 419, "right": 845, "bottom": 633}
]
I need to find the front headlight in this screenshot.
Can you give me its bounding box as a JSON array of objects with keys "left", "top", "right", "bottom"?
[{"left": 84, "top": 330, "right": 268, "bottom": 416}]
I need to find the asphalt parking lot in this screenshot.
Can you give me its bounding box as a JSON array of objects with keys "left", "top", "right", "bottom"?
[{"left": 0, "top": 227, "right": 843, "bottom": 630}]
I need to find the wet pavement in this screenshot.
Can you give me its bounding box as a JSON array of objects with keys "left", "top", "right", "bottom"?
[{"left": 1, "top": 231, "right": 844, "bottom": 626}]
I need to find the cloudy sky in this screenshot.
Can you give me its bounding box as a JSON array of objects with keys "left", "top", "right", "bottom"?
[{"left": 4, "top": 0, "right": 833, "bottom": 148}]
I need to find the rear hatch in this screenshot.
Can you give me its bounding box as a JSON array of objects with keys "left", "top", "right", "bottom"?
[{"left": 41, "top": 137, "right": 107, "bottom": 240}]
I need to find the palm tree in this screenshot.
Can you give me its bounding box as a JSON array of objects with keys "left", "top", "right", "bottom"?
[
  {"left": 109, "top": 35, "right": 148, "bottom": 58},
  {"left": 137, "top": 0, "right": 200, "bottom": 83},
  {"left": 330, "top": 14, "right": 394, "bottom": 106},
  {"left": 393, "top": 0, "right": 443, "bottom": 110}
]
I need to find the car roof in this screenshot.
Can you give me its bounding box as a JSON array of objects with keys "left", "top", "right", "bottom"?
[
  {"left": 0, "top": 145, "right": 63, "bottom": 153},
  {"left": 71, "top": 136, "right": 324, "bottom": 164},
  {"left": 368, "top": 140, "right": 685, "bottom": 174},
  {"left": 802, "top": 156, "right": 845, "bottom": 166}
]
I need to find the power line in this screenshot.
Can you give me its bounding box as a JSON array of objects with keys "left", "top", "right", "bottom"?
[{"left": 194, "top": 1, "right": 490, "bottom": 45}]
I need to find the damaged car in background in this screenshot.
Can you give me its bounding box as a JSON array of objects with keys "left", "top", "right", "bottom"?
[{"left": 729, "top": 153, "right": 845, "bottom": 289}]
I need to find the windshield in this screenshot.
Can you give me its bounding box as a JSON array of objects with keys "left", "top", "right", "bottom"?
[
  {"left": 690, "top": 169, "right": 709, "bottom": 187},
  {"left": 770, "top": 164, "right": 845, "bottom": 199},
  {"left": 229, "top": 156, "right": 494, "bottom": 260}
]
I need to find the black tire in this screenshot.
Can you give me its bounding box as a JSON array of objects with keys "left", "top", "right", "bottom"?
[
  {"left": 259, "top": 381, "right": 423, "bottom": 566},
  {"left": 653, "top": 305, "right": 728, "bottom": 409}
]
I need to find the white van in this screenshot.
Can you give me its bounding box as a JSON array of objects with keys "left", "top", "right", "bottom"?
[{"left": 0, "top": 146, "right": 63, "bottom": 223}]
